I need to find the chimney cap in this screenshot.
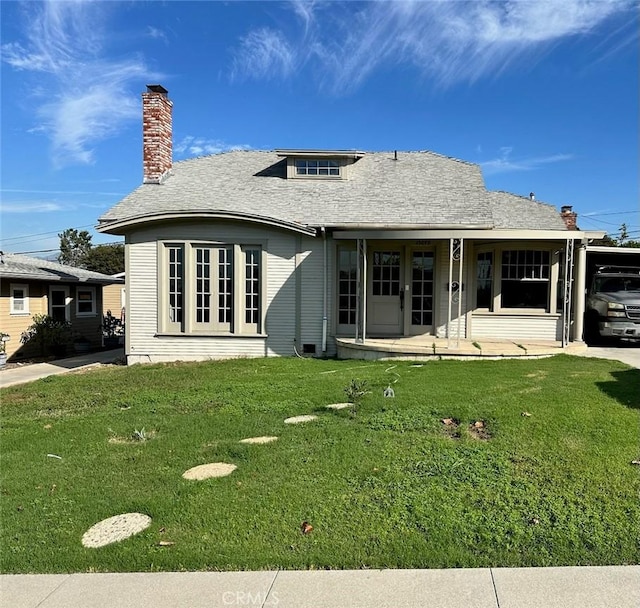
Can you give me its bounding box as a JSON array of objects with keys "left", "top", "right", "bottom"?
[
  {"left": 561, "top": 205, "right": 573, "bottom": 213},
  {"left": 146, "top": 84, "right": 168, "bottom": 95}
]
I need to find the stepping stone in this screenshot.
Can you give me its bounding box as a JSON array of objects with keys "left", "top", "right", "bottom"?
[
  {"left": 284, "top": 415, "right": 318, "bottom": 424},
  {"left": 82, "top": 512, "right": 152, "bottom": 548},
  {"left": 182, "top": 462, "right": 237, "bottom": 480},
  {"left": 240, "top": 436, "right": 278, "bottom": 444},
  {"left": 326, "top": 403, "right": 353, "bottom": 410}
]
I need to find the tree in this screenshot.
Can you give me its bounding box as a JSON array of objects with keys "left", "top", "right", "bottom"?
[
  {"left": 57, "top": 229, "right": 124, "bottom": 274},
  {"left": 58, "top": 229, "right": 93, "bottom": 267},
  {"left": 83, "top": 243, "right": 125, "bottom": 275}
]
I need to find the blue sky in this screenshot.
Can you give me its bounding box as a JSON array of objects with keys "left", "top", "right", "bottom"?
[{"left": 1, "top": 0, "right": 638, "bottom": 256}]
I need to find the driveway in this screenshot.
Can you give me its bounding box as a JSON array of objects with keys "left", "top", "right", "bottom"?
[{"left": 579, "top": 341, "right": 640, "bottom": 369}]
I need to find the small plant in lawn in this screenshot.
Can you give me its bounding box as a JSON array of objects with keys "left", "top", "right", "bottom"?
[
  {"left": 344, "top": 378, "right": 369, "bottom": 417},
  {"left": 132, "top": 428, "right": 147, "bottom": 442}
]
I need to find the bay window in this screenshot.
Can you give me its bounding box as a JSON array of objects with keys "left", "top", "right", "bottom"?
[{"left": 160, "top": 242, "right": 263, "bottom": 335}]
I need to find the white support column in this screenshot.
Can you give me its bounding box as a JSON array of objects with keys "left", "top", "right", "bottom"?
[
  {"left": 355, "top": 239, "right": 367, "bottom": 344},
  {"left": 361, "top": 239, "right": 367, "bottom": 344},
  {"left": 456, "top": 238, "right": 464, "bottom": 348},
  {"left": 447, "top": 239, "right": 454, "bottom": 348},
  {"left": 573, "top": 240, "right": 587, "bottom": 342}
]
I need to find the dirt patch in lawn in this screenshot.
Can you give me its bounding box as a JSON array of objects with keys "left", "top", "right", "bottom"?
[{"left": 468, "top": 420, "right": 491, "bottom": 440}]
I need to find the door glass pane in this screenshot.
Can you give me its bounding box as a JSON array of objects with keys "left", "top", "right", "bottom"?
[
  {"left": 372, "top": 251, "right": 400, "bottom": 297},
  {"left": 411, "top": 252, "right": 433, "bottom": 325}
]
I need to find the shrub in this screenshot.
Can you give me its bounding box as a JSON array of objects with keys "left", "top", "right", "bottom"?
[{"left": 20, "top": 314, "right": 72, "bottom": 357}]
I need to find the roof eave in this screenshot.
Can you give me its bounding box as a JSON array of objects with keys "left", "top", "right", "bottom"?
[{"left": 97, "top": 211, "right": 317, "bottom": 237}]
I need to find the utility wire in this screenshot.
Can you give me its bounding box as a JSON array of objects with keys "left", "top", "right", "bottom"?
[{"left": 0, "top": 223, "right": 96, "bottom": 244}]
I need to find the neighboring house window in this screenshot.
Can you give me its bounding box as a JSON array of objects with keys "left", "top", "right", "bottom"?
[
  {"left": 76, "top": 287, "right": 96, "bottom": 316},
  {"left": 10, "top": 283, "right": 29, "bottom": 314},
  {"left": 476, "top": 252, "right": 493, "bottom": 309},
  {"left": 501, "top": 250, "right": 550, "bottom": 309},
  {"left": 338, "top": 248, "right": 358, "bottom": 326},
  {"left": 295, "top": 159, "right": 340, "bottom": 177},
  {"left": 49, "top": 286, "right": 70, "bottom": 322},
  {"left": 161, "top": 242, "right": 263, "bottom": 335}
]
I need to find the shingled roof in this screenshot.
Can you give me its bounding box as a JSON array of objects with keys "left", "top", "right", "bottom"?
[
  {"left": 98, "top": 150, "right": 569, "bottom": 233},
  {"left": 0, "top": 253, "right": 122, "bottom": 284}
]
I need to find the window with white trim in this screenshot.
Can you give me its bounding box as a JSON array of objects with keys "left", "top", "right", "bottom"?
[
  {"left": 501, "top": 250, "right": 550, "bottom": 310},
  {"left": 337, "top": 248, "right": 357, "bottom": 326},
  {"left": 295, "top": 159, "right": 340, "bottom": 177},
  {"left": 76, "top": 286, "right": 96, "bottom": 316},
  {"left": 476, "top": 252, "right": 493, "bottom": 309},
  {"left": 10, "top": 283, "right": 29, "bottom": 314},
  {"left": 160, "top": 242, "right": 263, "bottom": 335}
]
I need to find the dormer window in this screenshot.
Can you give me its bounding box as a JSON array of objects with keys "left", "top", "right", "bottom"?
[
  {"left": 295, "top": 159, "right": 340, "bottom": 177},
  {"left": 276, "top": 149, "right": 365, "bottom": 180}
]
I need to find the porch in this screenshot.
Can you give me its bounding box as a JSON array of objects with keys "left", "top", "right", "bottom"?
[{"left": 336, "top": 335, "right": 587, "bottom": 361}]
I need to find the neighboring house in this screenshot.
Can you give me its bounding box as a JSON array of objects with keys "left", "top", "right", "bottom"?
[
  {"left": 103, "top": 272, "right": 126, "bottom": 317},
  {"left": 97, "top": 85, "right": 604, "bottom": 365},
  {"left": 0, "top": 253, "right": 123, "bottom": 360}
]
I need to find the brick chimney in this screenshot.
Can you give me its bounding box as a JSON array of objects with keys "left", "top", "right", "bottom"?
[
  {"left": 142, "top": 85, "right": 172, "bottom": 184},
  {"left": 560, "top": 205, "right": 578, "bottom": 230}
]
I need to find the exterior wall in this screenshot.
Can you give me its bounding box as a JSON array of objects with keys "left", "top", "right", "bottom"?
[
  {"left": 467, "top": 239, "right": 564, "bottom": 342},
  {"left": 103, "top": 283, "right": 125, "bottom": 317},
  {"left": 0, "top": 281, "right": 47, "bottom": 358},
  {"left": 470, "top": 314, "right": 562, "bottom": 341},
  {"left": 125, "top": 221, "right": 327, "bottom": 364},
  {"left": 0, "top": 281, "right": 104, "bottom": 359}
]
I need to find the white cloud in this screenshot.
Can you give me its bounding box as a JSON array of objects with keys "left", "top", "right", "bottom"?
[
  {"left": 480, "top": 147, "right": 574, "bottom": 175},
  {"left": 2, "top": 202, "right": 63, "bottom": 213},
  {"left": 1, "top": 1, "right": 161, "bottom": 167},
  {"left": 146, "top": 26, "right": 168, "bottom": 43},
  {"left": 230, "top": 28, "right": 295, "bottom": 82},
  {"left": 175, "top": 136, "right": 252, "bottom": 158},
  {"left": 231, "top": 0, "right": 636, "bottom": 93}
]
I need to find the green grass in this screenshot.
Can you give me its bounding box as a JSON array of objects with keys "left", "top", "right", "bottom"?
[{"left": 1, "top": 355, "right": 639, "bottom": 573}]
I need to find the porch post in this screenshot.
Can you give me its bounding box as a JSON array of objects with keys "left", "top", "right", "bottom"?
[
  {"left": 562, "top": 239, "right": 575, "bottom": 347},
  {"left": 447, "top": 238, "right": 463, "bottom": 348},
  {"left": 355, "top": 238, "right": 367, "bottom": 344},
  {"left": 361, "top": 238, "right": 367, "bottom": 344},
  {"left": 573, "top": 240, "right": 587, "bottom": 342},
  {"left": 456, "top": 238, "right": 464, "bottom": 348}
]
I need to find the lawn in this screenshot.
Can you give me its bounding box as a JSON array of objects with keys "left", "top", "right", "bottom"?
[{"left": 1, "top": 355, "right": 638, "bottom": 573}]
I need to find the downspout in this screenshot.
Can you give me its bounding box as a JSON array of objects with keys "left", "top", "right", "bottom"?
[{"left": 321, "top": 226, "right": 328, "bottom": 353}]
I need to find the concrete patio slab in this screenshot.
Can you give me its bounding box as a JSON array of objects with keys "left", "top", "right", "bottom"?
[
  {"left": 269, "top": 568, "right": 498, "bottom": 608},
  {"left": 492, "top": 565, "right": 640, "bottom": 608}
]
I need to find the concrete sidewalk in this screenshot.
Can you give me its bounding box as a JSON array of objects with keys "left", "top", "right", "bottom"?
[
  {"left": 0, "top": 348, "right": 124, "bottom": 388},
  {"left": 1, "top": 566, "right": 638, "bottom": 608}
]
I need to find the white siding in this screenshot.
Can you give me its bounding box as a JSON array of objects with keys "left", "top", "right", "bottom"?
[
  {"left": 471, "top": 314, "right": 562, "bottom": 341},
  {"left": 126, "top": 222, "right": 309, "bottom": 363},
  {"left": 298, "top": 236, "right": 326, "bottom": 355}
]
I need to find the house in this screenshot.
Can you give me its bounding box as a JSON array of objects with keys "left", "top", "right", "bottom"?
[
  {"left": 0, "top": 253, "right": 123, "bottom": 360},
  {"left": 97, "top": 85, "right": 603, "bottom": 365},
  {"left": 103, "top": 272, "right": 126, "bottom": 317}
]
